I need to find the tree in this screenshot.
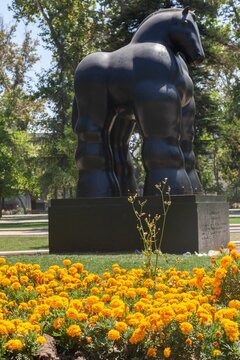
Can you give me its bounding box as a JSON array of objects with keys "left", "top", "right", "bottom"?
[
  {"left": 0, "top": 20, "right": 43, "bottom": 215},
  {"left": 10, "top": 0, "right": 101, "bottom": 199}
]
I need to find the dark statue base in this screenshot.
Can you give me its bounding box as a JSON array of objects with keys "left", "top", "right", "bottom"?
[{"left": 49, "top": 195, "right": 229, "bottom": 254}]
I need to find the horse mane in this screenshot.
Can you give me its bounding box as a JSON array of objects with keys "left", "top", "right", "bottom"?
[{"left": 138, "top": 8, "right": 193, "bottom": 29}]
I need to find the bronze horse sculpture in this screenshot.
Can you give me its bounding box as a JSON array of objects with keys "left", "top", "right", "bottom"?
[{"left": 72, "top": 7, "right": 205, "bottom": 197}]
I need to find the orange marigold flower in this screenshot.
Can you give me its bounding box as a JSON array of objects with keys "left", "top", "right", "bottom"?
[
  {"left": 66, "top": 324, "right": 82, "bottom": 338},
  {"left": 230, "top": 250, "right": 238, "bottom": 259},
  {"left": 221, "top": 319, "right": 239, "bottom": 342},
  {"left": 179, "top": 322, "right": 193, "bottom": 335},
  {"left": 228, "top": 242, "right": 236, "bottom": 251},
  {"left": 53, "top": 317, "right": 65, "bottom": 329},
  {"left": 129, "top": 328, "right": 146, "bottom": 344},
  {"left": 215, "top": 331, "right": 222, "bottom": 338},
  {"left": 232, "top": 265, "right": 238, "bottom": 273},
  {"left": 11, "top": 282, "right": 21, "bottom": 290},
  {"left": 213, "top": 287, "right": 221, "bottom": 296},
  {"left": 5, "top": 339, "right": 23, "bottom": 351},
  {"left": 1, "top": 278, "right": 11, "bottom": 286},
  {"left": 147, "top": 347, "right": 157, "bottom": 357},
  {"left": 185, "top": 337, "right": 192, "bottom": 346},
  {"left": 229, "top": 300, "right": 240, "bottom": 310},
  {"left": 0, "top": 324, "right": 8, "bottom": 335},
  {"left": 63, "top": 259, "right": 72, "bottom": 266},
  {"left": 163, "top": 347, "right": 171, "bottom": 358},
  {"left": 20, "top": 276, "right": 29, "bottom": 284},
  {"left": 37, "top": 336, "right": 46, "bottom": 345},
  {"left": 220, "top": 256, "right": 233, "bottom": 269},
  {"left": 197, "top": 333, "right": 204, "bottom": 341},
  {"left": 66, "top": 308, "right": 79, "bottom": 320},
  {"left": 107, "top": 329, "right": 121, "bottom": 341},
  {"left": 86, "top": 336, "right": 92, "bottom": 344},
  {"left": 114, "top": 321, "right": 128, "bottom": 332},
  {"left": 215, "top": 267, "right": 227, "bottom": 279},
  {"left": 213, "top": 349, "right": 221, "bottom": 357}
]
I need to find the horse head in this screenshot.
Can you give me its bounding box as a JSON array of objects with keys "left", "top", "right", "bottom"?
[
  {"left": 131, "top": 7, "right": 204, "bottom": 66},
  {"left": 169, "top": 7, "right": 205, "bottom": 65}
]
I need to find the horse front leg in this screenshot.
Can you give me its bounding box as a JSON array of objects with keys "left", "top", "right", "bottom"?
[
  {"left": 180, "top": 98, "right": 203, "bottom": 193},
  {"left": 74, "top": 93, "right": 120, "bottom": 197},
  {"left": 134, "top": 81, "right": 193, "bottom": 195},
  {"left": 110, "top": 110, "right": 137, "bottom": 195}
]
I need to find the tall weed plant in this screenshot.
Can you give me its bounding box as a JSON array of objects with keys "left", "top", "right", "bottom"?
[{"left": 128, "top": 179, "right": 171, "bottom": 279}]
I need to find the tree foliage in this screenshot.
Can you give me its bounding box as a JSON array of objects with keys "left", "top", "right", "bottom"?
[
  {"left": 10, "top": 0, "right": 101, "bottom": 199},
  {"left": 0, "top": 21, "right": 43, "bottom": 210}
]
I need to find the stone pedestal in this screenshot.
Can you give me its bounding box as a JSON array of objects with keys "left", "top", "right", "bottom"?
[{"left": 49, "top": 195, "right": 230, "bottom": 254}]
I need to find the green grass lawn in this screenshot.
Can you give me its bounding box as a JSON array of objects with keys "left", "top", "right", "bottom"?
[
  {"left": 0, "top": 236, "right": 48, "bottom": 251},
  {"left": 0, "top": 222, "right": 48, "bottom": 229},
  {"left": 5, "top": 253, "right": 212, "bottom": 273},
  {"left": 229, "top": 217, "right": 240, "bottom": 224}
]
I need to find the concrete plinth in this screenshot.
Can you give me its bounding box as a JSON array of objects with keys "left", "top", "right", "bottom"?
[{"left": 49, "top": 195, "right": 230, "bottom": 254}]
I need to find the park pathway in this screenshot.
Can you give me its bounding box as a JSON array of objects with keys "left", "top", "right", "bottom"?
[{"left": 0, "top": 214, "right": 48, "bottom": 236}]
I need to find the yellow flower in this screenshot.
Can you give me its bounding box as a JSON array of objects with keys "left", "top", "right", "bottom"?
[
  {"left": 197, "top": 333, "right": 204, "bottom": 341},
  {"left": 213, "top": 349, "right": 221, "bottom": 357},
  {"left": 147, "top": 347, "right": 157, "bottom": 357},
  {"left": 215, "top": 331, "right": 222, "bottom": 338},
  {"left": 63, "top": 259, "right": 72, "bottom": 266},
  {"left": 66, "top": 324, "right": 82, "bottom": 337},
  {"left": 163, "top": 347, "right": 171, "bottom": 358},
  {"left": 66, "top": 308, "right": 79, "bottom": 320},
  {"left": 5, "top": 339, "right": 23, "bottom": 351},
  {"left": 185, "top": 337, "right": 192, "bottom": 346},
  {"left": 228, "top": 242, "right": 236, "bottom": 251},
  {"left": 0, "top": 278, "right": 11, "bottom": 286},
  {"left": 53, "top": 317, "right": 65, "bottom": 330},
  {"left": 86, "top": 336, "right": 92, "bottom": 344},
  {"left": 11, "top": 282, "right": 21, "bottom": 290},
  {"left": 0, "top": 324, "right": 8, "bottom": 335},
  {"left": 107, "top": 329, "right": 121, "bottom": 341},
  {"left": 221, "top": 319, "right": 239, "bottom": 342},
  {"left": 129, "top": 328, "right": 146, "bottom": 344},
  {"left": 92, "top": 301, "right": 105, "bottom": 313},
  {"left": 215, "top": 267, "right": 227, "bottom": 279},
  {"left": 20, "top": 275, "right": 29, "bottom": 284},
  {"left": 179, "top": 322, "right": 193, "bottom": 335},
  {"left": 0, "top": 257, "right": 6, "bottom": 264},
  {"left": 78, "top": 312, "right": 88, "bottom": 321},
  {"left": 220, "top": 256, "right": 233, "bottom": 268},
  {"left": 37, "top": 336, "right": 46, "bottom": 344},
  {"left": 114, "top": 321, "right": 128, "bottom": 332},
  {"left": 229, "top": 300, "right": 240, "bottom": 310}
]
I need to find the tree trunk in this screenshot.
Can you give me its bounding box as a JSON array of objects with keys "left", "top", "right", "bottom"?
[{"left": 17, "top": 196, "right": 27, "bottom": 214}]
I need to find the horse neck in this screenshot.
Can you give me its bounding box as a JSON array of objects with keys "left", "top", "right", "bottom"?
[{"left": 131, "top": 19, "right": 172, "bottom": 47}]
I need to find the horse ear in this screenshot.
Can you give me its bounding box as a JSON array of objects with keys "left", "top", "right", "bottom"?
[{"left": 182, "top": 6, "right": 190, "bottom": 16}]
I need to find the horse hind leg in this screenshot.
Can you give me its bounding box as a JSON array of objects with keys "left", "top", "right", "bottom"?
[
  {"left": 134, "top": 81, "right": 193, "bottom": 195},
  {"left": 110, "top": 110, "right": 137, "bottom": 195},
  {"left": 180, "top": 98, "right": 203, "bottom": 193},
  {"left": 74, "top": 88, "right": 120, "bottom": 197}
]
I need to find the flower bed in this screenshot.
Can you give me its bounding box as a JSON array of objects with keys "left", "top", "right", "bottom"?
[{"left": 0, "top": 243, "right": 239, "bottom": 359}]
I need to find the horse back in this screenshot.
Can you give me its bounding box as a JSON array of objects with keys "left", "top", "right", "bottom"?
[{"left": 74, "top": 52, "right": 110, "bottom": 96}]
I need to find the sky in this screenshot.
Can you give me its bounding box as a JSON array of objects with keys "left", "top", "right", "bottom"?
[{"left": 1, "top": 0, "right": 52, "bottom": 75}]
